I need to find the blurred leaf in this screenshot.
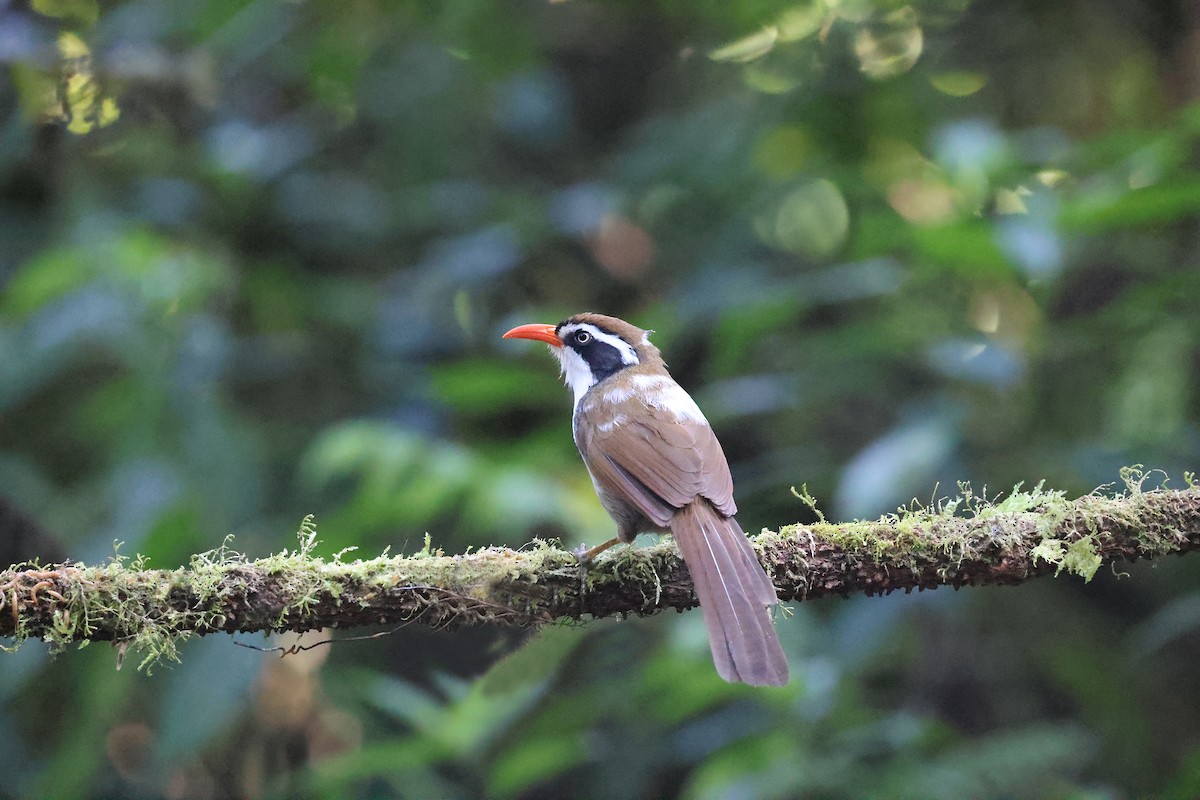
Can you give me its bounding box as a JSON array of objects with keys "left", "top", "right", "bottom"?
[
  {"left": 834, "top": 411, "right": 961, "bottom": 519},
  {"left": 1130, "top": 592, "right": 1200, "bottom": 656},
  {"left": 1161, "top": 748, "right": 1200, "bottom": 800},
  {"left": 683, "top": 730, "right": 813, "bottom": 800},
  {"left": 709, "top": 27, "right": 779, "bottom": 63},
  {"left": 361, "top": 671, "right": 448, "bottom": 733},
  {"left": 3, "top": 229, "right": 233, "bottom": 318},
  {"left": 1105, "top": 322, "right": 1192, "bottom": 448},
  {"left": 1061, "top": 178, "right": 1200, "bottom": 231},
  {"left": 153, "top": 633, "right": 264, "bottom": 765},
  {"left": 880, "top": 724, "right": 1095, "bottom": 800},
  {"left": 309, "top": 737, "right": 453, "bottom": 798},
  {"left": 30, "top": 653, "right": 136, "bottom": 798},
  {"left": 488, "top": 731, "right": 589, "bottom": 798},
  {"left": 430, "top": 358, "right": 561, "bottom": 413},
  {"left": 909, "top": 222, "right": 1011, "bottom": 274},
  {"left": 478, "top": 624, "right": 590, "bottom": 697}
]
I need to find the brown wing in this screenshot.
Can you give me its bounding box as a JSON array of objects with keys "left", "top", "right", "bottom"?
[{"left": 576, "top": 396, "right": 737, "bottom": 525}]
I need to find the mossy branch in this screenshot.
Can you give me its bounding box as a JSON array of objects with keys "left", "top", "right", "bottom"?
[{"left": 2, "top": 475, "right": 1199, "bottom": 669}]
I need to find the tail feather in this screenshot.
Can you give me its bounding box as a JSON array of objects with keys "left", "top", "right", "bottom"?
[{"left": 672, "top": 501, "right": 789, "bottom": 686}]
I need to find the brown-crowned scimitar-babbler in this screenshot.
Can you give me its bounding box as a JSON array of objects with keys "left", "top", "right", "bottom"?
[{"left": 504, "top": 313, "right": 788, "bottom": 686}]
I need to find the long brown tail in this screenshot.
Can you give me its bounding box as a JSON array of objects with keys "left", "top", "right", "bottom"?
[{"left": 671, "top": 500, "right": 789, "bottom": 686}]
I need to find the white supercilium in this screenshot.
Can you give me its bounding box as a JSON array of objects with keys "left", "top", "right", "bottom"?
[{"left": 559, "top": 323, "right": 639, "bottom": 366}]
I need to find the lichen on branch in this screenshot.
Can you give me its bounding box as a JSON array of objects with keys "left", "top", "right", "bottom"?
[{"left": 1, "top": 470, "right": 1198, "bottom": 671}]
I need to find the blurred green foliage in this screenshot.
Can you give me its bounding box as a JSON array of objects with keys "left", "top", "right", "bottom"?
[{"left": 1, "top": 0, "right": 1199, "bottom": 796}]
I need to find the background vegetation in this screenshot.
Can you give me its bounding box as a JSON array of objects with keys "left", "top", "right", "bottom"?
[{"left": 1, "top": 0, "right": 1199, "bottom": 796}]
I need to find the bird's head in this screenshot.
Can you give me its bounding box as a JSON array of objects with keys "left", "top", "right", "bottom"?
[{"left": 503, "top": 313, "right": 662, "bottom": 406}]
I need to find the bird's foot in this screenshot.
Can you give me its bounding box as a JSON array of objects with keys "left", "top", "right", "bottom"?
[
  {"left": 574, "top": 537, "right": 621, "bottom": 567},
  {"left": 574, "top": 538, "right": 621, "bottom": 597}
]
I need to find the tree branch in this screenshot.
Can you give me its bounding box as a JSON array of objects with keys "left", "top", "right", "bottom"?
[{"left": 2, "top": 481, "right": 1198, "bottom": 667}]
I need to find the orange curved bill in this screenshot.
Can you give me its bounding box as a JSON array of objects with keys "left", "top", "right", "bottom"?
[{"left": 502, "top": 323, "right": 562, "bottom": 347}]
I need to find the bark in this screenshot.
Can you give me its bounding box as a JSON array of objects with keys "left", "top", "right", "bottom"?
[{"left": 1, "top": 484, "right": 1197, "bottom": 663}]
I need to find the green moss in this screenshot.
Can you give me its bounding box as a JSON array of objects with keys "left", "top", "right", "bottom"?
[
  {"left": 1062, "top": 537, "right": 1103, "bottom": 581},
  {"left": 771, "top": 477, "right": 1148, "bottom": 586},
  {"left": 608, "top": 542, "right": 667, "bottom": 605},
  {"left": 1029, "top": 536, "right": 1102, "bottom": 581},
  {"left": 5, "top": 470, "right": 1194, "bottom": 671}
]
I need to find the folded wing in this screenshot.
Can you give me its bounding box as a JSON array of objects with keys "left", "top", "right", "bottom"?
[{"left": 576, "top": 400, "right": 736, "bottom": 523}]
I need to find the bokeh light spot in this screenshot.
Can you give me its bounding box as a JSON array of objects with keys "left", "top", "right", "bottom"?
[
  {"left": 854, "top": 8, "right": 923, "bottom": 80},
  {"left": 589, "top": 214, "right": 656, "bottom": 280},
  {"left": 773, "top": 179, "right": 849, "bottom": 258},
  {"left": 887, "top": 178, "right": 959, "bottom": 225},
  {"left": 743, "top": 63, "right": 804, "bottom": 94},
  {"left": 862, "top": 138, "right": 930, "bottom": 188},
  {"left": 930, "top": 71, "right": 986, "bottom": 97},
  {"left": 969, "top": 286, "right": 1041, "bottom": 347},
  {"left": 753, "top": 126, "right": 812, "bottom": 180},
  {"left": 492, "top": 70, "right": 571, "bottom": 146}
]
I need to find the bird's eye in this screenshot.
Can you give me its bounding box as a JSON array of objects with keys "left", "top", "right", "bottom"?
[{"left": 574, "top": 331, "right": 591, "bottom": 345}]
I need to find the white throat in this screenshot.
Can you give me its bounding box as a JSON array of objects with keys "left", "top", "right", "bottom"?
[{"left": 554, "top": 346, "right": 595, "bottom": 411}]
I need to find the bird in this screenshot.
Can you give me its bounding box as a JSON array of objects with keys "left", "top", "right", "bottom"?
[{"left": 503, "top": 312, "right": 788, "bottom": 686}]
